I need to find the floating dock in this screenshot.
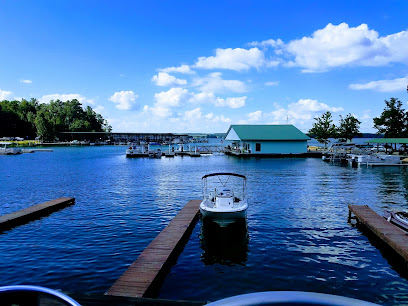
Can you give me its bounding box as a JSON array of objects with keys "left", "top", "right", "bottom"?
[
  {"left": 348, "top": 205, "right": 408, "bottom": 261},
  {"left": 106, "top": 199, "right": 201, "bottom": 298},
  {"left": 0, "top": 197, "right": 75, "bottom": 231}
]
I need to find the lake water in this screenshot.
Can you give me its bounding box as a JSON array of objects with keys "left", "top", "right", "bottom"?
[{"left": 1, "top": 145, "right": 408, "bottom": 305}]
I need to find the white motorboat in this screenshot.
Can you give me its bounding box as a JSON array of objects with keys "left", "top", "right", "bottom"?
[
  {"left": 0, "top": 142, "right": 22, "bottom": 155},
  {"left": 126, "top": 144, "right": 149, "bottom": 157},
  {"left": 384, "top": 211, "right": 408, "bottom": 231},
  {"left": 353, "top": 154, "right": 402, "bottom": 166},
  {"left": 200, "top": 173, "right": 248, "bottom": 227}
]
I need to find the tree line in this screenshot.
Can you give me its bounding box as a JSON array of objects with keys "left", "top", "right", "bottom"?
[
  {"left": 309, "top": 97, "right": 408, "bottom": 146},
  {"left": 0, "top": 98, "right": 112, "bottom": 141}
]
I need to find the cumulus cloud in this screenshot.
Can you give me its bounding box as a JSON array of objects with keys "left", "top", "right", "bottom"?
[
  {"left": 109, "top": 91, "right": 139, "bottom": 110},
  {"left": 249, "top": 38, "right": 284, "bottom": 48},
  {"left": 20, "top": 80, "right": 32, "bottom": 84},
  {"left": 284, "top": 23, "right": 408, "bottom": 72},
  {"left": 152, "top": 72, "right": 187, "bottom": 87},
  {"left": 93, "top": 106, "right": 105, "bottom": 114},
  {"left": 151, "top": 88, "right": 190, "bottom": 117},
  {"left": 40, "top": 93, "right": 95, "bottom": 106},
  {"left": 182, "top": 108, "right": 202, "bottom": 122},
  {"left": 248, "top": 110, "right": 263, "bottom": 122},
  {"left": 270, "top": 99, "right": 343, "bottom": 122},
  {"left": 146, "top": 87, "right": 248, "bottom": 118},
  {"left": 205, "top": 112, "right": 231, "bottom": 123},
  {"left": 159, "top": 64, "right": 195, "bottom": 74},
  {"left": 193, "top": 72, "right": 248, "bottom": 93},
  {"left": 0, "top": 89, "right": 13, "bottom": 100},
  {"left": 214, "top": 96, "right": 247, "bottom": 108},
  {"left": 194, "top": 47, "right": 266, "bottom": 71},
  {"left": 349, "top": 76, "right": 408, "bottom": 92}
]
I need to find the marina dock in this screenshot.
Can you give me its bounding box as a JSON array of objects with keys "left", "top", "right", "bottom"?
[
  {"left": 348, "top": 205, "right": 408, "bottom": 261},
  {"left": 0, "top": 197, "right": 75, "bottom": 231},
  {"left": 106, "top": 199, "right": 201, "bottom": 298}
]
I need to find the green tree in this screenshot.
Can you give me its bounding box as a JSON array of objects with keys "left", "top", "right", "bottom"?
[
  {"left": 337, "top": 114, "right": 362, "bottom": 142},
  {"left": 308, "top": 111, "right": 337, "bottom": 147},
  {"left": 0, "top": 98, "right": 111, "bottom": 139},
  {"left": 34, "top": 110, "right": 55, "bottom": 141},
  {"left": 373, "top": 97, "right": 407, "bottom": 137}
]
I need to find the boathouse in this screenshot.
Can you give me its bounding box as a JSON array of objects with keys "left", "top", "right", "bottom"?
[{"left": 225, "top": 124, "right": 310, "bottom": 155}]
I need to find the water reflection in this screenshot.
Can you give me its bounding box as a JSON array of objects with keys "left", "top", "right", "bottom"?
[{"left": 199, "top": 218, "right": 249, "bottom": 266}]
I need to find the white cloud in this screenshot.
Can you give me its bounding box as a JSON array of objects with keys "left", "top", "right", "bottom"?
[
  {"left": 40, "top": 94, "right": 95, "bottom": 106},
  {"left": 188, "top": 92, "right": 216, "bottom": 104},
  {"left": 159, "top": 64, "right": 195, "bottom": 74},
  {"left": 147, "top": 87, "right": 247, "bottom": 118},
  {"left": 151, "top": 88, "right": 190, "bottom": 117},
  {"left": 249, "top": 39, "right": 284, "bottom": 48},
  {"left": 349, "top": 76, "right": 408, "bottom": 92},
  {"left": 193, "top": 72, "right": 248, "bottom": 93},
  {"left": 265, "top": 81, "right": 279, "bottom": 86},
  {"left": 20, "top": 80, "right": 32, "bottom": 84},
  {"left": 0, "top": 89, "right": 13, "bottom": 100},
  {"left": 284, "top": 23, "right": 408, "bottom": 72},
  {"left": 93, "top": 106, "right": 105, "bottom": 114},
  {"left": 248, "top": 110, "right": 263, "bottom": 122},
  {"left": 152, "top": 72, "right": 187, "bottom": 87},
  {"left": 109, "top": 91, "right": 139, "bottom": 111},
  {"left": 270, "top": 99, "right": 343, "bottom": 122},
  {"left": 182, "top": 108, "right": 202, "bottom": 122},
  {"left": 205, "top": 112, "right": 231, "bottom": 123},
  {"left": 195, "top": 47, "right": 266, "bottom": 71},
  {"left": 193, "top": 93, "right": 246, "bottom": 109},
  {"left": 214, "top": 96, "right": 247, "bottom": 109}
]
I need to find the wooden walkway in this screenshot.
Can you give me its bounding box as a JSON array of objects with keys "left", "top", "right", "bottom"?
[
  {"left": 0, "top": 197, "right": 75, "bottom": 231},
  {"left": 348, "top": 205, "right": 408, "bottom": 261},
  {"left": 106, "top": 199, "right": 201, "bottom": 298}
]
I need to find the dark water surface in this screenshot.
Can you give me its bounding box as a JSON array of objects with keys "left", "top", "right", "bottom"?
[{"left": 1, "top": 146, "right": 408, "bottom": 305}]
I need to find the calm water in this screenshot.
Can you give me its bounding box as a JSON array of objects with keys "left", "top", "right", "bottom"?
[{"left": 1, "top": 145, "right": 408, "bottom": 305}]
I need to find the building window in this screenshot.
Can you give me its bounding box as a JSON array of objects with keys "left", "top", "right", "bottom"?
[{"left": 256, "top": 143, "right": 261, "bottom": 152}]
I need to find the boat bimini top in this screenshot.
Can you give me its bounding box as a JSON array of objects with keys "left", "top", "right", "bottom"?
[
  {"left": 202, "top": 172, "right": 247, "bottom": 179},
  {"left": 202, "top": 173, "right": 247, "bottom": 201}
]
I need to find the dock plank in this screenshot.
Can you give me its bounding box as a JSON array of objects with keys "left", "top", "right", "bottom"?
[
  {"left": 106, "top": 199, "right": 201, "bottom": 298},
  {"left": 0, "top": 197, "right": 75, "bottom": 231},
  {"left": 349, "top": 205, "right": 408, "bottom": 260}
]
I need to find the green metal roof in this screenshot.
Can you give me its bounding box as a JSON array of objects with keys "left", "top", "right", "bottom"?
[
  {"left": 365, "top": 138, "right": 408, "bottom": 144},
  {"left": 227, "top": 124, "right": 310, "bottom": 141}
]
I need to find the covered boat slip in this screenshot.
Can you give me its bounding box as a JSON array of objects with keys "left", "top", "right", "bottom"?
[{"left": 366, "top": 138, "right": 408, "bottom": 153}]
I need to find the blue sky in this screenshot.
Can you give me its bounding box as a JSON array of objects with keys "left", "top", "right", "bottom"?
[{"left": 1, "top": 1, "right": 407, "bottom": 133}]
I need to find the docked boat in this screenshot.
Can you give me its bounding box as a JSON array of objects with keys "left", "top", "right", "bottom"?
[
  {"left": 200, "top": 173, "right": 248, "bottom": 227},
  {"left": 0, "top": 142, "right": 22, "bottom": 155},
  {"left": 384, "top": 211, "right": 408, "bottom": 231},
  {"left": 126, "top": 144, "right": 149, "bottom": 157},
  {"left": 350, "top": 154, "right": 402, "bottom": 166}
]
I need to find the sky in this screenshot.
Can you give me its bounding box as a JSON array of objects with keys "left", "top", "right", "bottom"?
[{"left": 0, "top": 1, "right": 407, "bottom": 133}]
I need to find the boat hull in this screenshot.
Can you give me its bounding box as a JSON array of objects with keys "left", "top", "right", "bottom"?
[
  {"left": 200, "top": 204, "right": 247, "bottom": 227},
  {"left": 384, "top": 211, "right": 408, "bottom": 231}
]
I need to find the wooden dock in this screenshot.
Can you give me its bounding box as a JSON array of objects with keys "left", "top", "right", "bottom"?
[
  {"left": 348, "top": 205, "right": 408, "bottom": 261},
  {"left": 106, "top": 199, "right": 201, "bottom": 298},
  {"left": 0, "top": 197, "right": 75, "bottom": 231}
]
